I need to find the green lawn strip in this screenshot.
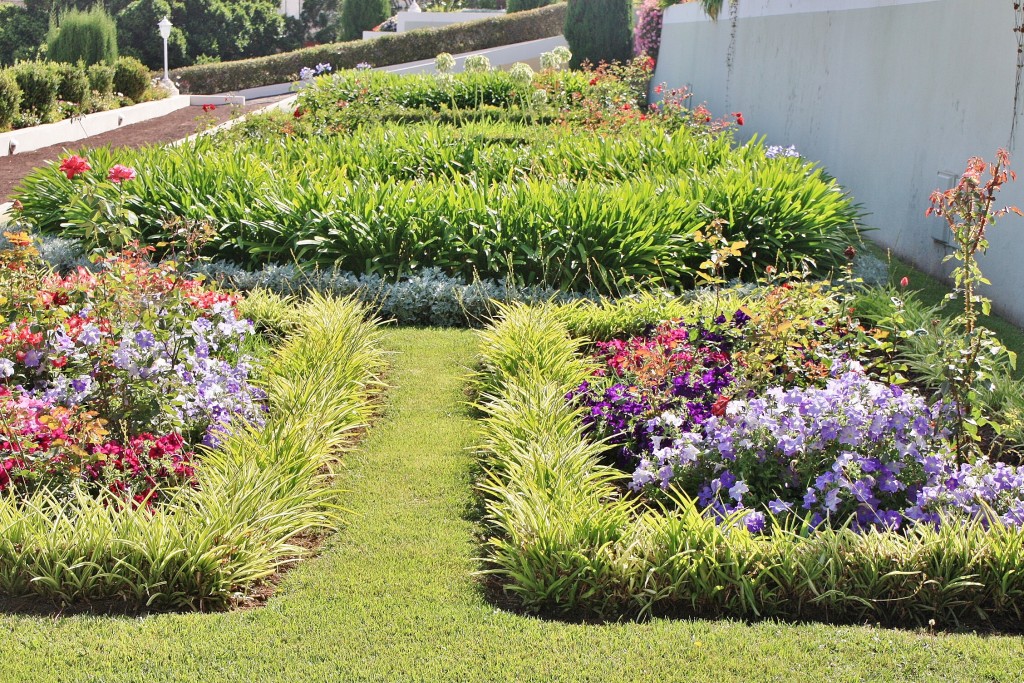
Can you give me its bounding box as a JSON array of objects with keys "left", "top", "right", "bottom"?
[
  {"left": 0, "top": 327, "right": 1022, "bottom": 681},
  {"left": 868, "top": 240, "right": 1024, "bottom": 376}
]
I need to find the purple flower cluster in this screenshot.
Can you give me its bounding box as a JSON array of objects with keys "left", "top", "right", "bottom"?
[
  {"left": 633, "top": 366, "right": 1024, "bottom": 532},
  {"left": 765, "top": 145, "right": 800, "bottom": 159},
  {"left": 568, "top": 315, "right": 741, "bottom": 467},
  {"left": 299, "top": 62, "right": 333, "bottom": 81},
  {"left": 633, "top": 0, "right": 664, "bottom": 61},
  {"left": 30, "top": 300, "right": 266, "bottom": 447}
]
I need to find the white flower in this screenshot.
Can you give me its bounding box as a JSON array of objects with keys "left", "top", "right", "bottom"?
[
  {"left": 508, "top": 62, "right": 534, "bottom": 84},
  {"left": 434, "top": 52, "right": 455, "bottom": 74},
  {"left": 464, "top": 55, "right": 490, "bottom": 73}
]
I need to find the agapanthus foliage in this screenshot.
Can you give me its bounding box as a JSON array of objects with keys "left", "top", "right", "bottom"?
[{"left": 0, "top": 232, "right": 266, "bottom": 506}]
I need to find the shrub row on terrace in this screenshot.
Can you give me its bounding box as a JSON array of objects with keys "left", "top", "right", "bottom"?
[
  {"left": 170, "top": 3, "right": 567, "bottom": 94},
  {"left": 14, "top": 116, "right": 860, "bottom": 295}
]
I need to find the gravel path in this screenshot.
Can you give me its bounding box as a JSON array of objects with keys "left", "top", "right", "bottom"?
[{"left": 0, "top": 95, "right": 291, "bottom": 200}]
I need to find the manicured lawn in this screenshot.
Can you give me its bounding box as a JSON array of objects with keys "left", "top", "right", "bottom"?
[{"left": 0, "top": 327, "right": 1021, "bottom": 682}]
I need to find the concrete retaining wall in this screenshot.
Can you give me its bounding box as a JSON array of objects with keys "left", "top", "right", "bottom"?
[{"left": 654, "top": 0, "right": 1024, "bottom": 325}]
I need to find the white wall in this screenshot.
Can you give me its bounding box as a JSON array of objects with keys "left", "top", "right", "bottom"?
[
  {"left": 279, "top": 0, "right": 302, "bottom": 18},
  {"left": 654, "top": 0, "right": 1024, "bottom": 326},
  {"left": 397, "top": 9, "right": 505, "bottom": 31}
]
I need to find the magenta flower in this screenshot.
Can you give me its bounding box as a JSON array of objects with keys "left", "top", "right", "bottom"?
[{"left": 108, "top": 164, "right": 137, "bottom": 184}]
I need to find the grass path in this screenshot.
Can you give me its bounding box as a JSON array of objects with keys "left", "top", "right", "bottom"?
[{"left": 0, "top": 328, "right": 1023, "bottom": 682}]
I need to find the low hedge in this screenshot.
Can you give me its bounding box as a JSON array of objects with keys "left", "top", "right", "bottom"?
[{"left": 171, "top": 3, "right": 567, "bottom": 94}]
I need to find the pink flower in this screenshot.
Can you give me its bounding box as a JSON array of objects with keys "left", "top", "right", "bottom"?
[
  {"left": 59, "top": 155, "right": 91, "bottom": 180},
  {"left": 900, "top": 276, "right": 909, "bottom": 288},
  {"left": 108, "top": 165, "right": 137, "bottom": 184}
]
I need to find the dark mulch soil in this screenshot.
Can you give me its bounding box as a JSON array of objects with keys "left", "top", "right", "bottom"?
[{"left": 0, "top": 96, "right": 290, "bottom": 200}]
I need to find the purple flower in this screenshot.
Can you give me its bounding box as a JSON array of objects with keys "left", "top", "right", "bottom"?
[
  {"left": 744, "top": 510, "right": 766, "bottom": 533},
  {"left": 135, "top": 330, "right": 156, "bottom": 349},
  {"left": 78, "top": 324, "right": 102, "bottom": 346},
  {"left": 765, "top": 144, "right": 800, "bottom": 159}
]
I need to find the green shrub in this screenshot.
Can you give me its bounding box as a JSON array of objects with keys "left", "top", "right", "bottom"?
[
  {"left": 86, "top": 61, "right": 114, "bottom": 95},
  {"left": 14, "top": 117, "right": 861, "bottom": 293},
  {"left": 0, "top": 5, "right": 47, "bottom": 67},
  {"left": 113, "top": 55, "right": 150, "bottom": 101},
  {"left": 338, "top": 0, "right": 389, "bottom": 40},
  {"left": 46, "top": 5, "right": 118, "bottom": 67},
  {"left": 564, "top": 0, "right": 632, "bottom": 68},
  {"left": 11, "top": 60, "right": 60, "bottom": 117},
  {"left": 54, "top": 61, "right": 90, "bottom": 104},
  {"left": 506, "top": 0, "right": 552, "bottom": 12},
  {"left": 0, "top": 69, "right": 22, "bottom": 129},
  {"left": 171, "top": 3, "right": 567, "bottom": 94}
]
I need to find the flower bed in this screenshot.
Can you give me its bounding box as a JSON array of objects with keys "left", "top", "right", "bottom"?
[
  {"left": 472, "top": 275, "right": 1024, "bottom": 626},
  {"left": 0, "top": 226, "right": 386, "bottom": 609},
  {"left": 1, "top": 232, "right": 264, "bottom": 507}
]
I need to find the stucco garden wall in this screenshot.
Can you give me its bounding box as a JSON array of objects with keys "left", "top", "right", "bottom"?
[{"left": 654, "top": 0, "right": 1024, "bottom": 325}]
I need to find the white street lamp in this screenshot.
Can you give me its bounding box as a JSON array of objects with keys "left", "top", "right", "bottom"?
[{"left": 158, "top": 16, "right": 178, "bottom": 95}]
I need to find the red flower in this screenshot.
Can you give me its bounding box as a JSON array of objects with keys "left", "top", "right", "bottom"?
[
  {"left": 711, "top": 394, "right": 731, "bottom": 417},
  {"left": 201, "top": 103, "right": 216, "bottom": 112},
  {"left": 293, "top": 107, "right": 304, "bottom": 118},
  {"left": 107, "top": 164, "right": 137, "bottom": 184},
  {"left": 731, "top": 112, "right": 744, "bottom": 126},
  {"left": 589, "top": 77, "right": 598, "bottom": 86},
  {"left": 622, "top": 104, "right": 631, "bottom": 111},
  {"left": 50, "top": 356, "right": 67, "bottom": 369},
  {"left": 900, "top": 276, "right": 909, "bottom": 288},
  {"left": 59, "top": 155, "right": 91, "bottom": 180},
  {"left": 654, "top": 84, "right": 663, "bottom": 94}
]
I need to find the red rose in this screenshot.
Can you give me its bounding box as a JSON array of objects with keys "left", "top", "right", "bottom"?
[{"left": 59, "top": 155, "right": 91, "bottom": 180}]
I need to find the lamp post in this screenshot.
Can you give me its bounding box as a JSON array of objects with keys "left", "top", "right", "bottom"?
[{"left": 158, "top": 16, "right": 178, "bottom": 95}]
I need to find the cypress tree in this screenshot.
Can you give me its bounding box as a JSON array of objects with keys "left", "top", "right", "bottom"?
[
  {"left": 564, "top": 0, "right": 632, "bottom": 69},
  {"left": 46, "top": 5, "right": 118, "bottom": 67},
  {"left": 339, "top": 0, "right": 390, "bottom": 41}
]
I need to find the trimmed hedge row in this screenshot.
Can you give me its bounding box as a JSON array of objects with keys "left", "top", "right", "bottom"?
[{"left": 172, "top": 3, "right": 567, "bottom": 94}]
